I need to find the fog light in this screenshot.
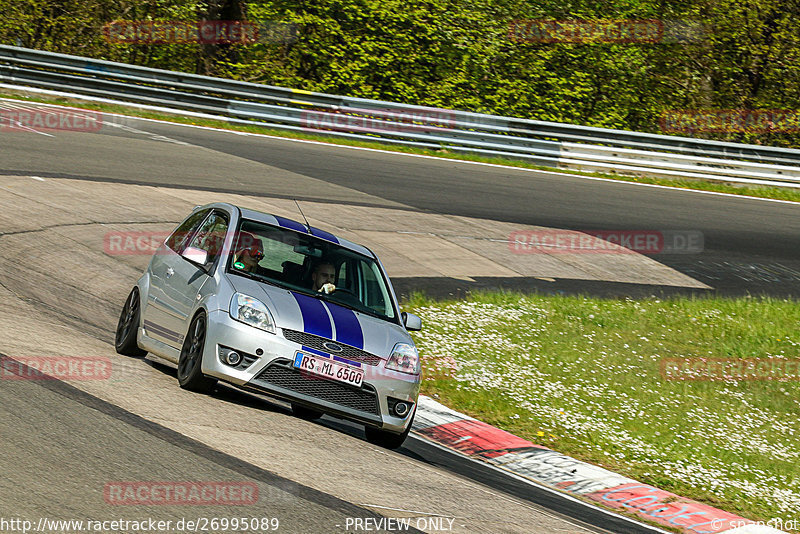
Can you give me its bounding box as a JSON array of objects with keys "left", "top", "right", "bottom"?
[
  {"left": 393, "top": 401, "right": 410, "bottom": 417},
  {"left": 225, "top": 351, "right": 242, "bottom": 366}
]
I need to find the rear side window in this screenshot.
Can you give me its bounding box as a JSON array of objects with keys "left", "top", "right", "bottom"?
[{"left": 165, "top": 209, "right": 209, "bottom": 253}]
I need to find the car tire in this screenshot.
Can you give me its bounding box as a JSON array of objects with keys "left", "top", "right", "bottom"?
[
  {"left": 115, "top": 288, "right": 147, "bottom": 357},
  {"left": 291, "top": 403, "right": 323, "bottom": 421},
  {"left": 177, "top": 312, "right": 217, "bottom": 393},
  {"left": 364, "top": 407, "right": 416, "bottom": 450}
]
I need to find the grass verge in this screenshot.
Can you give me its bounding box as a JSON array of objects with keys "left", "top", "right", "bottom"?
[
  {"left": 2, "top": 89, "right": 800, "bottom": 203},
  {"left": 405, "top": 291, "right": 800, "bottom": 525}
]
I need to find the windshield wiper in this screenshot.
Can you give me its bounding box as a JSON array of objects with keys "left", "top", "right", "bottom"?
[
  {"left": 322, "top": 293, "right": 384, "bottom": 320},
  {"left": 265, "top": 284, "right": 388, "bottom": 321},
  {"left": 229, "top": 269, "right": 288, "bottom": 290},
  {"left": 229, "top": 269, "right": 263, "bottom": 282},
  {"left": 291, "top": 287, "right": 377, "bottom": 317}
]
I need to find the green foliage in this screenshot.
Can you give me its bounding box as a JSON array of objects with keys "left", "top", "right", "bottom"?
[{"left": 2, "top": 0, "right": 800, "bottom": 145}]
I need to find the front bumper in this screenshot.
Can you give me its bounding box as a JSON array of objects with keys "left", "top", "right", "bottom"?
[{"left": 202, "top": 310, "right": 420, "bottom": 433}]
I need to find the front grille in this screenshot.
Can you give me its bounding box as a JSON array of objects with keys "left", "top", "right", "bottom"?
[
  {"left": 255, "top": 359, "right": 380, "bottom": 415},
  {"left": 281, "top": 329, "right": 382, "bottom": 366}
]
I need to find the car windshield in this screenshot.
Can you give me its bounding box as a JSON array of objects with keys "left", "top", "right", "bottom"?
[{"left": 227, "top": 219, "right": 397, "bottom": 322}]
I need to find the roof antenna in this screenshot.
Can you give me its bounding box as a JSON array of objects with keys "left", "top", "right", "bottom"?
[{"left": 294, "top": 199, "right": 311, "bottom": 233}]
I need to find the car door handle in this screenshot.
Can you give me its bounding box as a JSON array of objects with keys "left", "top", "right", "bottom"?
[{"left": 166, "top": 267, "right": 175, "bottom": 278}]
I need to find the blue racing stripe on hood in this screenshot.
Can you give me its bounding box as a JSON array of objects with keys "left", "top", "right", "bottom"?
[
  {"left": 291, "top": 292, "right": 333, "bottom": 339},
  {"left": 274, "top": 215, "right": 308, "bottom": 234},
  {"left": 324, "top": 302, "right": 364, "bottom": 350}
]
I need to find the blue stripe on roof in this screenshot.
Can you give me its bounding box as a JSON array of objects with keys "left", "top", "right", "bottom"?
[
  {"left": 291, "top": 292, "right": 333, "bottom": 339},
  {"left": 337, "top": 237, "right": 374, "bottom": 258},
  {"left": 274, "top": 215, "right": 308, "bottom": 234},
  {"left": 310, "top": 227, "right": 339, "bottom": 244},
  {"left": 234, "top": 206, "right": 369, "bottom": 257},
  {"left": 324, "top": 302, "right": 364, "bottom": 350}
]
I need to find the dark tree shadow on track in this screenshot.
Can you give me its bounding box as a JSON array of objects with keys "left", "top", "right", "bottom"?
[{"left": 393, "top": 254, "right": 800, "bottom": 302}]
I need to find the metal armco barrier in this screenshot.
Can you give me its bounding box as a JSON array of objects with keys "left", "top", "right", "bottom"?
[{"left": 2, "top": 44, "right": 800, "bottom": 187}]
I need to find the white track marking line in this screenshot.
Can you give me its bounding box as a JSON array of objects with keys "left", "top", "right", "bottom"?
[
  {"left": 0, "top": 100, "right": 38, "bottom": 110},
  {"left": 104, "top": 121, "right": 193, "bottom": 146},
  {"left": 1, "top": 118, "right": 53, "bottom": 136},
  {"left": 0, "top": 90, "right": 797, "bottom": 206},
  {"left": 409, "top": 433, "right": 672, "bottom": 534}
]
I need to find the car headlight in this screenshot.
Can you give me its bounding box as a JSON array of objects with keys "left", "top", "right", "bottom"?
[
  {"left": 385, "top": 343, "right": 420, "bottom": 375},
  {"left": 229, "top": 293, "right": 275, "bottom": 334}
]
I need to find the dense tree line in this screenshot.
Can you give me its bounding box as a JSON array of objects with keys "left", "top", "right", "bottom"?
[{"left": 2, "top": 0, "right": 799, "bottom": 145}]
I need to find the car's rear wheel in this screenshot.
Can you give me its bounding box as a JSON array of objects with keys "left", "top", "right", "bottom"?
[
  {"left": 291, "top": 403, "right": 323, "bottom": 421},
  {"left": 364, "top": 408, "right": 415, "bottom": 449},
  {"left": 177, "top": 313, "right": 217, "bottom": 393},
  {"left": 115, "top": 288, "right": 147, "bottom": 357}
]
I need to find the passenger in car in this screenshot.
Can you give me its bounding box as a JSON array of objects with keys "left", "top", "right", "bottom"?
[{"left": 232, "top": 231, "right": 265, "bottom": 274}]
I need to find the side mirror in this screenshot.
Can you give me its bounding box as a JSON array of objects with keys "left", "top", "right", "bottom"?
[
  {"left": 181, "top": 246, "right": 209, "bottom": 268},
  {"left": 402, "top": 312, "right": 422, "bottom": 331}
]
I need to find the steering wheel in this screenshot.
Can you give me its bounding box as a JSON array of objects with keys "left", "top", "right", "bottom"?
[
  {"left": 330, "top": 287, "right": 363, "bottom": 307},
  {"left": 332, "top": 287, "right": 357, "bottom": 297}
]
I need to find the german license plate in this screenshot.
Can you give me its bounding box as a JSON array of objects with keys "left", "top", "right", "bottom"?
[{"left": 293, "top": 352, "right": 364, "bottom": 387}]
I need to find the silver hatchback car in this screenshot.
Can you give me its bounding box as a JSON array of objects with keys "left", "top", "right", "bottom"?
[{"left": 115, "top": 203, "right": 422, "bottom": 448}]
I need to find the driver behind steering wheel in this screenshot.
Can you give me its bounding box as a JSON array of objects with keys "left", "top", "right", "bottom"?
[{"left": 311, "top": 260, "right": 336, "bottom": 293}]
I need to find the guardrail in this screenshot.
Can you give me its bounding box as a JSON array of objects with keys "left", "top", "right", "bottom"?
[{"left": 2, "top": 44, "right": 800, "bottom": 187}]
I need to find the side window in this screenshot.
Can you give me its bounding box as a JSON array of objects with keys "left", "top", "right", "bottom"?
[
  {"left": 188, "top": 212, "right": 229, "bottom": 264},
  {"left": 165, "top": 210, "right": 209, "bottom": 253},
  {"left": 360, "top": 260, "right": 390, "bottom": 317},
  {"left": 336, "top": 261, "right": 348, "bottom": 288}
]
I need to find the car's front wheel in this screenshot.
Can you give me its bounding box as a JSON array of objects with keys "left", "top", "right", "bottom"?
[
  {"left": 365, "top": 408, "right": 415, "bottom": 449},
  {"left": 115, "top": 288, "right": 147, "bottom": 357},
  {"left": 291, "top": 403, "right": 324, "bottom": 421},
  {"left": 177, "top": 312, "right": 217, "bottom": 393}
]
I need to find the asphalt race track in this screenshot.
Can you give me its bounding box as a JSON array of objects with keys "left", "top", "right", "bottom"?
[
  {"left": 1, "top": 365, "right": 422, "bottom": 534},
  {"left": 3, "top": 106, "right": 800, "bottom": 297},
  {"left": 2, "top": 100, "right": 799, "bottom": 534}
]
